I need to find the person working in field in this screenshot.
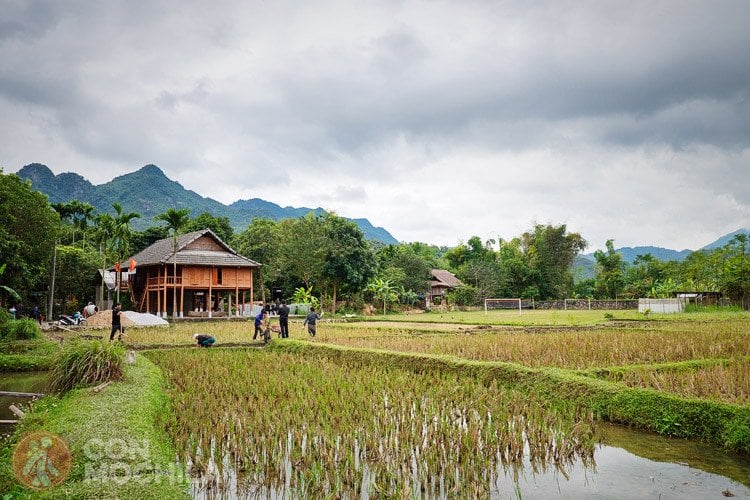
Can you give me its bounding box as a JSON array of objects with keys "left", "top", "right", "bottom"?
[
  {"left": 253, "top": 309, "right": 267, "bottom": 340},
  {"left": 302, "top": 307, "right": 322, "bottom": 337},
  {"left": 278, "top": 301, "right": 290, "bottom": 338},
  {"left": 110, "top": 302, "right": 124, "bottom": 341},
  {"left": 253, "top": 307, "right": 272, "bottom": 343},
  {"left": 194, "top": 333, "right": 215, "bottom": 347}
]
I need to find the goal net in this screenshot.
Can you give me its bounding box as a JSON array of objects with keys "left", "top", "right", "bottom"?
[{"left": 484, "top": 298, "right": 533, "bottom": 314}]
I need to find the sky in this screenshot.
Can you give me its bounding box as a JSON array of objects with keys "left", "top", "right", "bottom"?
[{"left": 2, "top": 1, "right": 749, "bottom": 251}]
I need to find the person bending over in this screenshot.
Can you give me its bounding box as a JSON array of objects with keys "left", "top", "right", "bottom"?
[{"left": 194, "top": 333, "right": 215, "bottom": 347}]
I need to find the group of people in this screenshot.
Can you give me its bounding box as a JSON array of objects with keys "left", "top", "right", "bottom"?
[
  {"left": 195, "top": 302, "right": 323, "bottom": 347},
  {"left": 8, "top": 303, "right": 42, "bottom": 324}
]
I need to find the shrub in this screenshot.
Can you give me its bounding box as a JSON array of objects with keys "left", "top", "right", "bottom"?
[
  {"left": 49, "top": 340, "right": 125, "bottom": 393},
  {"left": 446, "top": 284, "right": 478, "bottom": 306},
  {"left": 6, "top": 318, "right": 42, "bottom": 340}
]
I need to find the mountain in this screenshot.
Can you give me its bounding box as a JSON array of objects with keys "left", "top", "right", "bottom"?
[
  {"left": 16, "top": 163, "right": 399, "bottom": 244},
  {"left": 579, "top": 228, "right": 750, "bottom": 267},
  {"left": 699, "top": 228, "right": 750, "bottom": 251}
]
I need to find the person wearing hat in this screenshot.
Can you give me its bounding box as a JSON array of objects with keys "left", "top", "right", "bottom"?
[{"left": 194, "top": 333, "right": 215, "bottom": 347}]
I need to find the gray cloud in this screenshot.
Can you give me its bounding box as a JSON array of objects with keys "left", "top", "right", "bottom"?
[{"left": 2, "top": 0, "right": 749, "bottom": 249}]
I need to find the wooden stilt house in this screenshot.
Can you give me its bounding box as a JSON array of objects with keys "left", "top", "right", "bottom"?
[{"left": 126, "top": 229, "right": 260, "bottom": 318}]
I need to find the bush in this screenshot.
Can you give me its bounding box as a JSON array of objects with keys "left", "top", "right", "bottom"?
[
  {"left": 5, "top": 318, "right": 42, "bottom": 340},
  {"left": 49, "top": 340, "right": 125, "bottom": 393},
  {"left": 0, "top": 315, "right": 42, "bottom": 341},
  {"left": 446, "top": 285, "right": 478, "bottom": 306}
]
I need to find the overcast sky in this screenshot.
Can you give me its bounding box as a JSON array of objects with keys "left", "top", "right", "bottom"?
[{"left": 2, "top": 1, "right": 749, "bottom": 251}]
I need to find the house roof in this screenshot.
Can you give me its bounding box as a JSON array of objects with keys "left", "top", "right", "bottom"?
[
  {"left": 430, "top": 269, "right": 462, "bottom": 288},
  {"left": 129, "top": 229, "right": 261, "bottom": 268}
]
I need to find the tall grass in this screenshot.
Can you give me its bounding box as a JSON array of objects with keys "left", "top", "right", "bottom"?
[
  {"left": 616, "top": 361, "right": 750, "bottom": 405},
  {"left": 49, "top": 340, "right": 125, "bottom": 393},
  {"left": 148, "top": 348, "right": 597, "bottom": 497}
]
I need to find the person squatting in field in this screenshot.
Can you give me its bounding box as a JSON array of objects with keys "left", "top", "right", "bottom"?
[{"left": 194, "top": 333, "right": 215, "bottom": 347}]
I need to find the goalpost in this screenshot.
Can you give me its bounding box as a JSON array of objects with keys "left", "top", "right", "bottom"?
[{"left": 484, "top": 298, "right": 525, "bottom": 315}]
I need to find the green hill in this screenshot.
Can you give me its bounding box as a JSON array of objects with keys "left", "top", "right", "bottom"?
[{"left": 16, "top": 163, "right": 399, "bottom": 244}]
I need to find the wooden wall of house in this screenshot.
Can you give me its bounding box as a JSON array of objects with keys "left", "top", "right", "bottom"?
[
  {"left": 185, "top": 236, "right": 224, "bottom": 252},
  {"left": 184, "top": 267, "right": 211, "bottom": 286},
  {"left": 182, "top": 266, "right": 253, "bottom": 287}
]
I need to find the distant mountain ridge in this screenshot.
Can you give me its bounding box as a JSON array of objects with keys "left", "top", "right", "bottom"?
[
  {"left": 579, "top": 228, "right": 750, "bottom": 266},
  {"left": 16, "top": 163, "right": 399, "bottom": 244}
]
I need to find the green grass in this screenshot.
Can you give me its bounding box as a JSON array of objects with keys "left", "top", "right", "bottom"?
[
  {"left": 0, "top": 355, "right": 188, "bottom": 498},
  {"left": 48, "top": 340, "right": 125, "bottom": 393}
]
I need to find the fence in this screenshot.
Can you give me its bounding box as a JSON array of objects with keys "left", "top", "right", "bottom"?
[{"left": 533, "top": 299, "right": 638, "bottom": 310}]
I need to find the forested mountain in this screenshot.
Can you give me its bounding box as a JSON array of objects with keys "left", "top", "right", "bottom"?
[
  {"left": 16, "top": 163, "right": 399, "bottom": 244},
  {"left": 578, "top": 229, "right": 749, "bottom": 268}
]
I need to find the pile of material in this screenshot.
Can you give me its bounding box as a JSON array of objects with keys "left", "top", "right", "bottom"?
[{"left": 85, "top": 310, "right": 168, "bottom": 328}]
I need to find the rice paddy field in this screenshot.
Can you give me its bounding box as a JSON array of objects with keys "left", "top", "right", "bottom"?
[{"left": 71, "top": 309, "right": 750, "bottom": 496}]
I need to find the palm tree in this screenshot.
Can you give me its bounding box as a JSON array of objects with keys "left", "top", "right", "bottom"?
[
  {"left": 110, "top": 203, "right": 140, "bottom": 303},
  {"left": 93, "top": 213, "right": 114, "bottom": 309},
  {"left": 155, "top": 208, "right": 190, "bottom": 319},
  {"left": 71, "top": 201, "right": 95, "bottom": 250}
]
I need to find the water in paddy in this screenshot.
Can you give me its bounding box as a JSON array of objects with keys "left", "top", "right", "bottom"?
[
  {"left": 189, "top": 423, "right": 750, "bottom": 499},
  {"left": 0, "top": 371, "right": 49, "bottom": 438}
]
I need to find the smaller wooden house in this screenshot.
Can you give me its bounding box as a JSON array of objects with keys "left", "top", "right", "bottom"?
[
  {"left": 126, "top": 229, "right": 260, "bottom": 318},
  {"left": 428, "top": 269, "right": 462, "bottom": 305}
]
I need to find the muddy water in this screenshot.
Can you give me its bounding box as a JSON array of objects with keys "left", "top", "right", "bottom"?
[
  {"left": 189, "top": 423, "right": 750, "bottom": 499},
  {"left": 0, "top": 371, "right": 49, "bottom": 438}
]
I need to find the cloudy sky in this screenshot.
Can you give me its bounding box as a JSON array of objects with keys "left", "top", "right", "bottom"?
[{"left": 2, "top": 1, "right": 749, "bottom": 250}]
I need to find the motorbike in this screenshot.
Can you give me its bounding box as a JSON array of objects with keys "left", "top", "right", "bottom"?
[{"left": 58, "top": 314, "right": 86, "bottom": 326}]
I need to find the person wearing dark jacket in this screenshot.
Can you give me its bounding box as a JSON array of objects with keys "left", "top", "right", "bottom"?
[
  {"left": 278, "top": 302, "right": 290, "bottom": 338},
  {"left": 110, "top": 302, "right": 124, "bottom": 341},
  {"left": 194, "top": 333, "right": 215, "bottom": 347},
  {"left": 302, "top": 307, "right": 322, "bottom": 337}
]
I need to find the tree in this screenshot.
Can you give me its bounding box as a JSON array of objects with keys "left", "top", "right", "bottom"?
[
  {"left": 70, "top": 201, "right": 96, "bottom": 249},
  {"left": 366, "top": 277, "right": 398, "bottom": 315},
  {"left": 279, "top": 214, "right": 326, "bottom": 290},
  {"left": 155, "top": 208, "right": 191, "bottom": 318},
  {"left": 445, "top": 236, "right": 502, "bottom": 303},
  {"left": 520, "top": 224, "right": 587, "bottom": 299},
  {"left": 184, "top": 212, "right": 233, "bottom": 243},
  {"left": 0, "top": 171, "right": 58, "bottom": 307},
  {"left": 54, "top": 246, "right": 100, "bottom": 314},
  {"left": 593, "top": 240, "right": 626, "bottom": 299},
  {"left": 320, "top": 213, "right": 376, "bottom": 314},
  {"left": 233, "top": 218, "right": 283, "bottom": 299},
  {"left": 109, "top": 203, "right": 140, "bottom": 302}
]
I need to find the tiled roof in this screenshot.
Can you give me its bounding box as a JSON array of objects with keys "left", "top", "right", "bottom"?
[
  {"left": 430, "top": 269, "right": 462, "bottom": 288},
  {"left": 129, "top": 229, "right": 260, "bottom": 268}
]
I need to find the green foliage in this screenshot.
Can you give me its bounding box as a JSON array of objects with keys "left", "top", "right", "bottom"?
[
  {"left": 376, "top": 243, "right": 435, "bottom": 293},
  {"left": 2, "top": 318, "right": 42, "bottom": 340},
  {"left": 320, "top": 213, "right": 376, "bottom": 311},
  {"left": 593, "top": 239, "right": 626, "bottom": 299},
  {"left": 292, "top": 286, "right": 320, "bottom": 308},
  {"left": 54, "top": 245, "right": 101, "bottom": 313},
  {"left": 0, "top": 171, "right": 59, "bottom": 300},
  {"left": 49, "top": 340, "right": 125, "bottom": 393},
  {"left": 446, "top": 284, "right": 478, "bottom": 306},
  {"left": 184, "top": 211, "right": 233, "bottom": 242},
  {"left": 366, "top": 277, "right": 398, "bottom": 314}
]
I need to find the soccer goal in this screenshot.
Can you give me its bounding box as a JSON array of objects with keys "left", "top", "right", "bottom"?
[{"left": 484, "top": 298, "right": 532, "bottom": 315}]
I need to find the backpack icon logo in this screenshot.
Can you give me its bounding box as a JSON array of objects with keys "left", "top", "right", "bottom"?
[{"left": 12, "top": 431, "right": 72, "bottom": 490}]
